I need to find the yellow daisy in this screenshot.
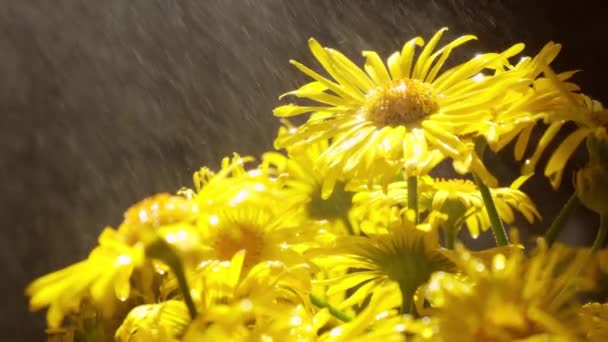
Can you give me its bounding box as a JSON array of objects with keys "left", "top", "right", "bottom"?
[
  {"left": 115, "top": 300, "right": 190, "bottom": 342},
  {"left": 310, "top": 213, "right": 453, "bottom": 315},
  {"left": 184, "top": 153, "right": 285, "bottom": 211},
  {"left": 419, "top": 176, "right": 540, "bottom": 241},
  {"left": 426, "top": 239, "right": 591, "bottom": 341},
  {"left": 179, "top": 251, "right": 314, "bottom": 341},
  {"left": 262, "top": 130, "right": 356, "bottom": 234},
  {"left": 352, "top": 175, "right": 540, "bottom": 240},
  {"left": 26, "top": 193, "right": 200, "bottom": 329},
  {"left": 196, "top": 202, "right": 317, "bottom": 272},
  {"left": 179, "top": 153, "right": 322, "bottom": 272},
  {"left": 478, "top": 42, "right": 570, "bottom": 155},
  {"left": 274, "top": 28, "right": 531, "bottom": 193},
  {"left": 26, "top": 228, "right": 146, "bottom": 329},
  {"left": 521, "top": 69, "right": 607, "bottom": 189}
]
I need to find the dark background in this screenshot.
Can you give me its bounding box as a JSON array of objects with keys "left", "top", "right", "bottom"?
[{"left": 1, "top": 1, "right": 606, "bottom": 340}]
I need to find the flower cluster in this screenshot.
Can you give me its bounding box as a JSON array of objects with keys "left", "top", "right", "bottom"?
[{"left": 28, "top": 28, "right": 608, "bottom": 341}]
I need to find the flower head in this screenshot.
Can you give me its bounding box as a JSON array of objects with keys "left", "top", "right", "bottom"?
[
  {"left": 27, "top": 194, "right": 200, "bottom": 328},
  {"left": 26, "top": 228, "right": 146, "bottom": 328},
  {"left": 311, "top": 213, "right": 453, "bottom": 314},
  {"left": 115, "top": 300, "right": 190, "bottom": 342},
  {"left": 178, "top": 252, "right": 314, "bottom": 341},
  {"left": 419, "top": 176, "right": 540, "bottom": 239},
  {"left": 426, "top": 240, "right": 591, "bottom": 341},
  {"left": 275, "top": 28, "right": 531, "bottom": 192},
  {"left": 353, "top": 175, "right": 540, "bottom": 239},
  {"left": 197, "top": 203, "right": 316, "bottom": 272},
  {"left": 521, "top": 65, "right": 606, "bottom": 188},
  {"left": 262, "top": 132, "right": 356, "bottom": 234}
]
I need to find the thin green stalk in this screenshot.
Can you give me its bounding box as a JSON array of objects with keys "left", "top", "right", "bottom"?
[
  {"left": 173, "top": 263, "right": 197, "bottom": 320},
  {"left": 146, "top": 239, "right": 198, "bottom": 319},
  {"left": 309, "top": 293, "right": 352, "bottom": 322},
  {"left": 473, "top": 173, "right": 509, "bottom": 246},
  {"left": 545, "top": 193, "right": 579, "bottom": 245},
  {"left": 408, "top": 176, "right": 418, "bottom": 224},
  {"left": 472, "top": 137, "right": 509, "bottom": 246},
  {"left": 591, "top": 214, "right": 608, "bottom": 253},
  {"left": 401, "top": 293, "right": 415, "bottom": 316},
  {"left": 341, "top": 214, "right": 355, "bottom": 235},
  {"left": 443, "top": 224, "right": 457, "bottom": 250}
]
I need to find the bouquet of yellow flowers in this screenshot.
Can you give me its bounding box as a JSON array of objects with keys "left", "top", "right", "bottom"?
[{"left": 27, "top": 28, "right": 608, "bottom": 341}]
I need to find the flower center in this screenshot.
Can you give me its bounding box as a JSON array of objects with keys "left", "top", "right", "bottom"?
[
  {"left": 214, "top": 224, "right": 265, "bottom": 270},
  {"left": 364, "top": 79, "right": 439, "bottom": 126}
]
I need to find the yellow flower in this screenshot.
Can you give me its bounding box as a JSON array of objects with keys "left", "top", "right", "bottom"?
[
  {"left": 419, "top": 176, "right": 540, "bottom": 239},
  {"left": 180, "top": 251, "right": 314, "bottom": 341},
  {"left": 275, "top": 28, "right": 530, "bottom": 193},
  {"left": 579, "top": 302, "right": 608, "bottom": 342},
  {"left": 311, "top": 213, "right": 453, "bottom": 314},
  {"left": 115, "top": 300, "right": 190, "bottom": 342},
  {"left": 27, "top": 228, "right": 144, "bottom": 328},
  {"left": 478, "top": 42, "right": 568, "bottom": 155},
  {"left": 26, "top": 194, "right": 199, "bottom": 328},
  {"left": 197, "top": 203, "right": 317, "bottom": 272},
  {"left": 522, "top": 67, "right": 607, "bottom": 188},
  {"left": 427, "top": 240, "right": 590, "bottom": 341},
  {"left": 353, "top": 175, "right": 540, "bottom": 239},
  {"left": 118, "top": 193, "right": 200, "bottom": 245},
  {"left": 262, "top": 132, "right": 356, "bottom": 234},
  {"left": 185, "top": 153, "right": 284, "bottom": 210}
]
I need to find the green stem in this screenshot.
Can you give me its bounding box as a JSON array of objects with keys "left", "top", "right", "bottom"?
[
  {"left": 402, "top": 295, "right": 415, "bottom": 316},
  {"left": 341, "top": 215, "right": 355, "bottom": 235},
  {"left": 443, "top": 224, "right": 457, "bottom": 249},
  {"left": 591, "top": 214, "right": 608, "bottom": 253},
  {"left": 146, "top": 239, "right": 198, "bottom": 319},
  {"left": 173, "top": 263, "right": 197, "bottom": 320},
  {"left": 398, "top": 283, "right": 418, "bottom": 316},
  {"left": 473, "top": 173, "right": 509, "bottom": 246},
  {"left": 309, "top": 293, "right": 352, "bottom": 322},
  {"left": 545, "top": 193, "right": 579, "bottom": 245},
  {"left": 408, "top": 176, "right": 418, "bottom": 224}
]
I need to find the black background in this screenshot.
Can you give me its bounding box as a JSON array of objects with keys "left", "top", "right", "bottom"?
[{"left": 1, "top": 1, "right": 606, "bottom": 340}]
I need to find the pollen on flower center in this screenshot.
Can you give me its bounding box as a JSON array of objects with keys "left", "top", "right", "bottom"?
[
  {"left": 214, "top": 224, "right": 265, "bottom": 269},
  {"left": 364, "top": 78, "right": 440, "bottom": 127}
]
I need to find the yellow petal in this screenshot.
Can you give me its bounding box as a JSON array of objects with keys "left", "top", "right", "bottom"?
[
  {"left": 400, "top": 36, "right": 425, "bottom": 78},
  {"left": 308, "top": 38, "right": 365, "bottom": 97},
  {"left": 545, "top": 128, "right": 590, "bottom": 189},
  {"left": 273, "top": 104, "right": 342, "bottom": 117},
  {"left": 326, "top": 47, "right": 375, "bottom": 92},
  {"left": 425, "top": 35, "right": 477, "bottom": 83},
  {"left": 413, "top": 28, "right": 447, "bottom": 80},
  {"left": 522, "top": 121, "right": 565, "bottom": 175},
  {"left": 387, "top": 51, "right": 402, "bottom": 80},
  {"left": 290, "top": 59, "right": 363, "bottom": 102},
  {"left": 362, "top": 50, "right": 391, "bottom": 85},
  {"left": 514, "top": 123, "right": 535, "bottom": 161}
]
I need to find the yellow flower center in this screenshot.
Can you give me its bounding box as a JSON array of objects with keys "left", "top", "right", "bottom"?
[
  {"left": 214, "top": 224, "right": 265, "bottom": 269},
  {"left": 364, "top": 78, "right": 439, "bottom": 126}
]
